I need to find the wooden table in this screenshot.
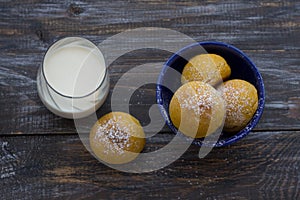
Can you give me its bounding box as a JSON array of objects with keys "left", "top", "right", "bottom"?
[{"left": 1, "top": 0, "right": 299, "bottom": 199}]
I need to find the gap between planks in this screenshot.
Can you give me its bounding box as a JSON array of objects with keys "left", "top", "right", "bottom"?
[{"left": 1, "top": 129, "right": 300, "bottom": 137}]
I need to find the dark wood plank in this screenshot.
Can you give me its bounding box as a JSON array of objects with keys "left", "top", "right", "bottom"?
[
  {"left": 0, "top": 0, "right": 299, "bottom": 134},
  {"left": 1, "top": 131, "right": 300, "bottom": 199},
  {"left": 1, "top": 1, "right": 299, "bottom": 199}
]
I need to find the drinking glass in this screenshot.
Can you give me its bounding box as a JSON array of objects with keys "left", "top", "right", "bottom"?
[{"left": 37, "top": 37, "right": 109, "bottom": 119}]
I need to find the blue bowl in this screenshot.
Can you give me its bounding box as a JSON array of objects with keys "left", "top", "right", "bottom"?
[{"left": 156, "top": 41, "right": 265, "bottom": 147}]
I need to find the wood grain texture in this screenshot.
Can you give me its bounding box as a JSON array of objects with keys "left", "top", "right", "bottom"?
[
  {"left": 0, "top": 0, "right": 299, "bottom": 135},
  {"left": 1, "top": 131, "right": 300, "bottom": 199},
  {"left": 0, "top": 1, "right": 299, "bottom": 198}
]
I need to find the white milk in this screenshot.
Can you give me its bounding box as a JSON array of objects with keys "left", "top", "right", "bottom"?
[{"left": 37, "top": 37, "right": 109, "bottom": 119}]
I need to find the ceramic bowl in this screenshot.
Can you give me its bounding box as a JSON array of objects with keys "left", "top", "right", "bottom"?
[{"left": 156, "top": 41, "right": 265, "bottom": 147}]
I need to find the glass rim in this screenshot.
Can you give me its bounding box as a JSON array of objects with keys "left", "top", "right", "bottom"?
[{"left": 41, "top": 37, "right": 108, "bottom": 99}]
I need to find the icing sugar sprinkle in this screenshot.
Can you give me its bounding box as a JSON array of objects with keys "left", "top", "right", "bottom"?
[
  {"left": 94, "top": 115, "right": 131, "bottom": 155},
  {"left": 222, "top": 83, "right": 254, "bottom": 124},
  {"left": 177, "top": 84, "right": 217, "bottom": 116}
]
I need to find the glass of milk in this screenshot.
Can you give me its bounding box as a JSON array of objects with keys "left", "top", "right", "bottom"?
[{"left": 37, "top": 37, "right": 109, "bottom": 119}]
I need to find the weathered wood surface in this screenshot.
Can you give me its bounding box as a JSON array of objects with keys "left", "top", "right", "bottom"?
[
  {"left": 0, "top": 0, "right": 300, "bottom": 199},
  {"left": 0, "top": 0, "right": 299, "bottom": 134},
  {"left": 1, "top": 131, "right": 300, "bottom": 199}
]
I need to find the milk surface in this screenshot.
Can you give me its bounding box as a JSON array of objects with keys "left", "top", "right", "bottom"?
[{"left": 44, "top": 45, "right": 105, "bottom": 97}]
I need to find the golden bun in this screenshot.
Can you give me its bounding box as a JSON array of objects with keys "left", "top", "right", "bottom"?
[
  {"left": 220, "top": 79, "right": 258, "bottom": 132},
  {"left": 89, "top": 112, "right": 145, "bottom": 164},
  {"left": 181, "top": 54, "right": 231, "bottom": 85},
  {"left": 169, "top": 81, "right": 225, "bottom": 138}
]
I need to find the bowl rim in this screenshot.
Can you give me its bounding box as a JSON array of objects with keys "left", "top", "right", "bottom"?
[{"left": 156, "top": 41, "right": 265, "bottom": 147}]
